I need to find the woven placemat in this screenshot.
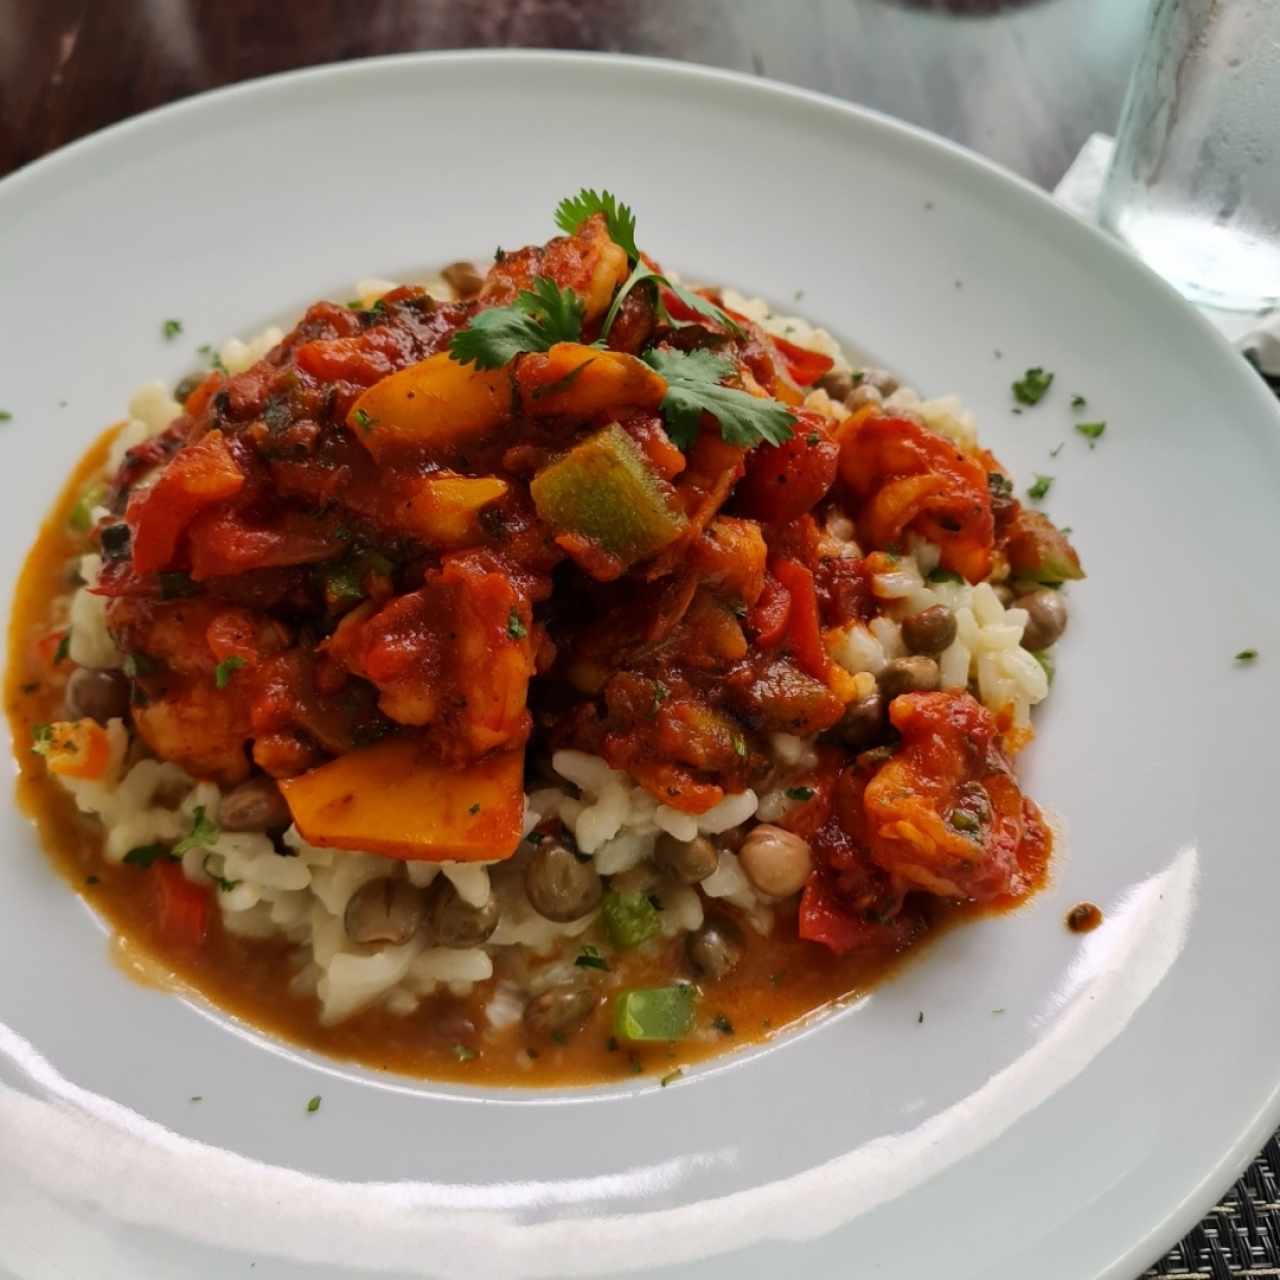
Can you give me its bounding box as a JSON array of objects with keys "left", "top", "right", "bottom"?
[
  {"left": 1140, "top": 1132, "right": 1280, "bottom": 1278},
  {"left": 1140, "top": 357, "right": 1280, "bottom": 1280}
]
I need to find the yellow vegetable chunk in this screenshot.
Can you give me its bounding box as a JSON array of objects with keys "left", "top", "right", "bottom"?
[
  {"left": 516, "top": 344, "right": 667, "bottom": 419},
  {"left": 403, "top": 475, "right": 508, "bottom": 547},
  {"left": 346, "top": 353, "right": 512, "bottom": 460},
  {"left": 280, "top": 737, "right": 525, "bottom": 862},
  {"left": 530, "top": 423, "right": 688, "bottom": 580}
]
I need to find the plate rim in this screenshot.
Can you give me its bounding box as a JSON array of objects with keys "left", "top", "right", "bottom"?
[{"left": 4, "top": 47, "right": 1280, "bottom": 1280}]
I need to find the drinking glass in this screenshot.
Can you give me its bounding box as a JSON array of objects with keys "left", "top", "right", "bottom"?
[{"left": 1099, "top": 0, "right": 1280, "bottom": 312}]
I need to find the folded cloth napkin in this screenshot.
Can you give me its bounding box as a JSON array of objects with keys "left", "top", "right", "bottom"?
[{"left": 1054, "top": 132, "right": 1280, "bottom": 382}]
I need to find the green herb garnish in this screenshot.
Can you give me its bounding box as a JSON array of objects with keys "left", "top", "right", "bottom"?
[
  {"left": 575, "top": 945, "right": 610, "bottom": 971},
  {"left": 987, "top": 472, "right": 1013, "bottom": 500},
  {"left": 213, "top": 656, "right": 245, "bottom": 689},
  {"left": 1027, "top": 474, "right": 1053, "bottom": 503},
  {"left": 1235, "top": 648, "right": 1259, "bottom": 664},
  {"left": 162, "top": 319, "right": 183, "bottom": 341},
  {"left": 0, "top": 410, "right": 11, "bottom": 422},
  {"left": 173, "top": 806, "right": 220, "bottom": 858},
  {"left": 30, "top": 724, "right": 53, "bottom": 756},
  {"left": 123, "top": 843, "right": 172, "bottom": 868},
  {"left": 306, "top": 1095, "right": 321, "bottom": 1113},
  {"left": 1012, "top": 367, "right": 1054, "bottom": 405},
  {"left": 202, "top": 853, "right": 239, "bottom": 892},
  {"left": 785, "top": 786, "right": 814, "bottom": 802},
  {"left": 554, "top": 188, "right": 742, "bottom": 340},
  {"left": 506, "top": 608, "right": 527, "bottom": 640},
  {"left": 928, "top": 568, "right": 964, "bottom": 584},
  {"left": 1070, "top": 393, "right": 1086, "bottom": 409},
  {"left": 1075, "top": 421, "right": 1106, "bottom": 446},
  {"left": 452, "top": 1044, "right": 478, "bottom": 1062},
  {"left": 53, "top": 631, "right": 71, "bottom": 665},
  {"left": 642, "top": 346, "right": 793, "bottom": 450},
  {"left": 660, "top": 1068, "right": 684, "bottom": 1088},
  {"left": 711, "top": 1013, "right": 734, "bottom": 1036},
  {"left": 467, "top": 803, "right": 481, "bottom": 816},
  {"left": 352, "top": 408, "right": 375, "bottom": 432},
  {"left": 449, "top": 275, "right": 585, "bottom": 370}
]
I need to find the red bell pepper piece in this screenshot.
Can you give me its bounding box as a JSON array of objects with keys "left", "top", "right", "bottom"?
[
  {"left": 126, "top": 430, "right": 245, "bottom": 573},
  {"left": 772, "top": 557, "right": 830, "bottom": 681},
  {"left": 747, "top": 573, "right": 791, "bottom": 648},
  {"left": 769, "top": 333, "right": 834, "bottom": 387},
  {"left": 151, "top": 861, "right": 211, "bottom": 947}
]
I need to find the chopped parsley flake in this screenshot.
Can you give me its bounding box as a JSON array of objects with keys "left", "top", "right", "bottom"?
[
  {"left": 575, "top": 945, "right": 609, "bottom": 971},
  {"left": 1235, "top": 648, "right": 1259, "bottom": 664},
  {"left": 711, "top": 1014, "right": 734, "bottom": 1036},
  {"left": 0, "top": 410, "right": 12, "bottom": 422},
  {"left": 1049, "top": 442, "right": 1064, "bottom": 459},
  {"left": 785, "top": 785, "right": 815, "bottom": 802},
  {"left": 1070, "top": 393, "right": 1087, "bottom": 409},
  {"left": 1027, "top": 474, "right": 1054, "bottom": 503},
  {"left": 173, "top": 806, "right": 220, "bottom": 858},
  {"left": 53, "top": 631, "right": 71, "bottom": 664},
  {"left": 306, "top": 1095, "right": 321, "bottom": 1113},
  {"left": 452, "top": 1044, "right": 478, "bottom": 1062},
  {"left": 202, "top": 853, "right": 239, "bottom": 892},
  {"left": 918, "top": 1011, "right": 925, "bottom": 1024},
  {"left": 467, "top": 803, "right": 481, "bottom": 816},
  {"left": 732, "top": 735, "right": 748, "bottom": 758},
  {"left": 123, "top": 843, "right": 172, "bottom": 868},
  {"left": 213, "top": 655, "right": 245, "bottom": 689},
  {"left": 352, "top": 408, "right": 375, "bottom": 432},
  {"left": 162, "top": 319, "right": 183, "bottom": 341},
  {"left": 1075, "top": 421, "right": 1106, "bottom": 446},
  {"left": 506, "top": 608, "right": 527, "bottom": 640},
  {"left": 30, "top": 723, "right": 54, "bottom": 755},
  {"left": 660, "top": 1068, "right": 684, "bottom": 1088},
  {"left": 1012, "top": 367, "right": 1054, "bottom": 405}
]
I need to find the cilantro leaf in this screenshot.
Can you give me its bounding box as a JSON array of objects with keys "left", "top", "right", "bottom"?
[
  {"left": 53, "top": 631, "right": 71, "bottom": 665},
  {"left": 173, "top": 806, "right": 220, "bottom": 858},
  {"left": 214, "top": 656, "right": 245, "bottom": 689},
  {"left": 1012, "top": 367, "right": 1054, "bottom": 405},
  {"left": 162, "top": 319, "right": 183, "bottom": 341},
  {"left": 1235, "top": 648, "right": 1259, "bottom": 664},
  {"left": 506, "top": 608, "right": 527, "bottom": 640},
  {"left": 202, "top": 853, "right": 240, "bottom": 892},
  {"left": 449, "top": 276, "right": 584, "bottom": 369},
  {"left": 1075, "top": 421, "right": 1106, "bottom": 446},
  {"left": 785, "top": 786, "right": 815, "bottom": 802},
  {"left": 554, "top": 189, "right": 639, "bottom": 259},
  {"left": 642, "top": 346, "right": 794, "bottom": 450}
]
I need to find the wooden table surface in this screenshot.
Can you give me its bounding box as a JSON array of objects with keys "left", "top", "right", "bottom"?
[{"left": 2, "top": 0, "right": 1149, "bottom": 188}]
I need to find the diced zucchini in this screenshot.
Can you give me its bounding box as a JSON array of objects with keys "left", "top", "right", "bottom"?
[
  {"left": 529, "top": 423, "right": 687, "bottom": 577},
  {"left": 601, "top": 890, "right": 661, "bottom": 949},
  {"left": 614, "top": 986, "right": 696, "bottom": 1042}
]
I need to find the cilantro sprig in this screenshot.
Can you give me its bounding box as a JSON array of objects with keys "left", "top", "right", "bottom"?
[
  {"left": 449, "top": 276, "right": 584, "bottom": 369},
  {"left": 556, "top": 190, "right": 742, "bottom": 340},
  {"left": 642, "top": 347, "right": 794, "bottom": 449}
]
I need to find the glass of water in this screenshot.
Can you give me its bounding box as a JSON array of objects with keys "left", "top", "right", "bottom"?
[{"left": 1099, "top": 0, "right": 1280, "bottom": 312}]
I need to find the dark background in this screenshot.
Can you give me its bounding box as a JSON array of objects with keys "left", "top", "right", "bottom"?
[
  {"left": 7, "top": 3, "right": 1280, "bottom": 1278},
  {"left": 1, "top": 0, "right": 1148, "bottom": 186}
]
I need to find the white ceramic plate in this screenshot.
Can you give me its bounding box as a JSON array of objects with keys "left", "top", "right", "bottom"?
[{"left": 2, "top": 51, "right": 1279, "bottom": 1280}]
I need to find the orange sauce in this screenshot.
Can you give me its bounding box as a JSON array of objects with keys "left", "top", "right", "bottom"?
[{"left": 5, "top": 428, "right": 1052, "bottom": 1085}]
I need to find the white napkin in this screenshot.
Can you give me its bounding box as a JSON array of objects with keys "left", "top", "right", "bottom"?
[{"left": 1054, "top": 132, "right": 1280, "bottom": 376}]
